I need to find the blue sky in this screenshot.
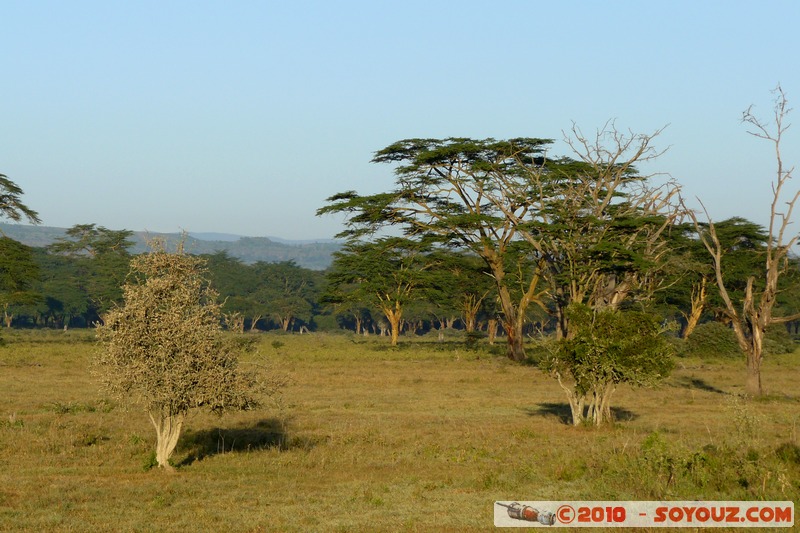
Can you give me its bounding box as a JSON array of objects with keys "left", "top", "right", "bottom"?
[{"left": 1, "top": 1, "right": 798, "bottom": 240}]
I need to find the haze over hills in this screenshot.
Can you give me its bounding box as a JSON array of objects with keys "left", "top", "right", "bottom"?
[{"left": 0, "top": 223, "right": 341, "bottom": 270}]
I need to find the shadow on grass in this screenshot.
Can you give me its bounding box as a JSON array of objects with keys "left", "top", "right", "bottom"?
[
  {"left": 674, "top": 376, "right": 727, "bottom": 394},
  {"left": 524, "top": 402, "right": 639, "bottom": 424},
  {"left": 177, "top": 418, "right": 323, "bottom": 466}
]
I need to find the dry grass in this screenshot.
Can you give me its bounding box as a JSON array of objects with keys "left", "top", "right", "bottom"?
[{"left": 0, "top": 330, "right": 798, "bottom": 531}]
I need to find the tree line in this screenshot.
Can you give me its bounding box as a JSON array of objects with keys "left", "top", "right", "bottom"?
[
  {"left": 0, "top": 225, "right": 327, "bottom": 333},
  {"left": 3, "top": 217, "right": 795, "bottom": 343}
]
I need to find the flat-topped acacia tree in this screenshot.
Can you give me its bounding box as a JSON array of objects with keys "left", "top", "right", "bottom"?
[
  {"left": 0, "top": 173, "right": 40, "bottom": 224},
  {"left": 319, "top": 131, "right": 678, "bottom": 360},
  {"left": 96, "top": 241, "right": 274, "bottom": 470}
]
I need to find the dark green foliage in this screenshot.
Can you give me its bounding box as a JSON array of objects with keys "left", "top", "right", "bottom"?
[
  {"left": 48, "top": 223, "right": 134, "bottom": 257},
  {"left": 681, "top": 321, "right": 796, "bottom": 359},
  {"left": 204, "top": 252, "right": 323, "bottom": 332},
  {"left": 682, "top": 321, "right": 741, "bottom": 359},
  {"left": 324, "top": 237, "right": 437, "bottom": 344},
  {"left": 548, "top": 305, "right": 675, "bottom": 393},
  {"left": 0, "top": 237, "right": 41, "bottom": 325},
  {"left": 0, "top": 173, "right": 40, "bottom": 224},
  {"left": 543, "top": 304, "right": 675, "bottom": 425}
]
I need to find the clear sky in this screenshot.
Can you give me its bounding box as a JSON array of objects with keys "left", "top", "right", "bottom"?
[{"left": 2, "top": 1, "right": 799, "bottom": 240}]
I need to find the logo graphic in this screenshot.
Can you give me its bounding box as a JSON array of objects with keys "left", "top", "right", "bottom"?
[
  {"left": 496, "top": 502, "right": 556, "bottom": 525},
  {"left": 494, "top": 501, "right": 794, "bottom": 528}
]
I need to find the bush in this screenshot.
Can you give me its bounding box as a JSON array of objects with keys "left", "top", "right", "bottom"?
[
  {"left": 542, "top": 305, "right": 675, "bottom": 425},
  {"left": 763, "top": 325, "right": 796, "bottom": 355},
  {"left": 681, "top": 320, "right": 797, "bottom": 359},
  {"left": 683, "top": 321, "right": 740, "bottom": 359}
]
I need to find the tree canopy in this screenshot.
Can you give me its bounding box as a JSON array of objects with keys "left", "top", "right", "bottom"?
[{"left": 96, "top": 242, "right": 271, "bottom": 469}]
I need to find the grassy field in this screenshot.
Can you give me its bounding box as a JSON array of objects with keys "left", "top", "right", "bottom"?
[{"left": 0, "top": 330, "right": 798, "bottom": 531}]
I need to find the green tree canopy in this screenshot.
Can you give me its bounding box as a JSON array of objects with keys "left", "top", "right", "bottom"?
[
  {"left": 325, "top": 237, "right": 436, "bottom": 346},
  {"left": 0, "top": 173, "right": 40, "bottom": 224},
  {"left": 543, "top": 304, "right": 675, "bottom": 426},
  {"left": 0, "top": 237, "right": 40, "bottom": 327}
]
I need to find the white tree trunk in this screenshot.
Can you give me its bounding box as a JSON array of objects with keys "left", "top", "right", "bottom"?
[{"left": 149, "top": 409, "right": 186, "bottom": 470}]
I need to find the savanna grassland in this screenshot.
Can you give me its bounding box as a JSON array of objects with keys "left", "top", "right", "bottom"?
[{"left": 0, "top": 330, "right": 798, "bottom": 532}]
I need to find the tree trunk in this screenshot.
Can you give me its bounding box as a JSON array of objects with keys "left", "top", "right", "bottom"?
[
  {"left": 462, "top": 293, "right": 484, "bottom": 333},
  {"left": 496, "top": 285, "right": 525, "bottom": 361},
  {"left": 503, "top": 319, "right": 526, "bottom": 361},
  {"left": 589, "top": 383, "right": 616, "bottom": 426},
  {"left": 556, "top": 372, "right": 585, "bottom": 425},
  {"left": 487, "top": 319, "right": 498, "bottom": 345},
  {"left": 2, "top": 303, "right": 12, "bottom": 328},
  {"left": 382, "top": 304, "right": 402, "bottom": 346},
  {"left": 745, "top": 351, "right": 762, "bottom": 396},
  {"left": 681, "top": 278, "right": 707, "bottom": 339},
  {"left": 148, "top": 409, "right": 186, "bottom": 471}
]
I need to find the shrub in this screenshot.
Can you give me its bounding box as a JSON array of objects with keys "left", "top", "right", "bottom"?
[
  {"left": 683, "top": 321, "right": 740, "bottom": 359},
  {"left": 542, "top": 304, "right": 675, "bottom": 426}
]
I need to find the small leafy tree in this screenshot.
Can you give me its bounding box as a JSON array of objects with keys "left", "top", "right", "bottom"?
[
  {"left": 543, "top": 304, "right": 674, "bottom": 426},
  {"left": 96, "top": 242, "right": 275, "bottom": 470}
]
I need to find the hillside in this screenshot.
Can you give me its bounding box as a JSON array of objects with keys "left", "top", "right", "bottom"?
[{"left": 0, "top": 223, "right": 340, "bottom": 270}]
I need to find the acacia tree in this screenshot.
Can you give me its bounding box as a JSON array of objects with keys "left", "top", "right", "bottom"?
[
  {"left": 48, "top": 223, "right": 135, "bottom": 323},
  {"left": 687, "top": 86, "right": 799, "bottom": 397},
  {"left": 325, "top": 237, "right": 434, "bottom": 346},
  {"left": 0, "top": 174, "right": 40, "bottom": 329},
  {"left": 0, "top": 173, "right": 40, "bottom": 224},
  {"left": 255, "top": 261, "right": 319, "bottom": 332},
  {"left": 96, "top": 242, "right": 275, "bottom": 470},
  {"left": 656, "top": 219, "right": 768, "bottom": 338},
  {"left": 48, "top": 223, "right": 134, "bottom": 257},
  {"left": 0, "top": 237, "right": 40, "bottom": 327},
  {"left": 318, "top": 138, "right": 552, "bottom": 360},
  {"left": 513, "top": 124, "right": 681, "bottom": 338},
  {"left": 319, "top": 132, "right": 677, "bottom": 359},
  {"left": 431, "top": 250, "right": 496, "bottom": 334}
]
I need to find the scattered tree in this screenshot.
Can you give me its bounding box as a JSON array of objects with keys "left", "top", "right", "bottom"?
[
  {"left": 48, "top": 223, "right": 134, "bottom": 257},
  {"left": 514, "top": 124, "right": 681, "bottom": 338},
  {"left": 325, "top": 237, "right": 435, "bottom": 346},
  {"left": 96, "top": 241, "right": 278, "bottom": 470},
  {"left": 318, "top": 138, "right": 553, "bottom": 360},
  {"left": 543, "top": 304, "right": 674, "bottom": 425},
  {"left": 686, "top": 86, "right": 800, "bottom": 396},
  {"left": 48, "top": 223, "right": 135, "bottom": 322}
]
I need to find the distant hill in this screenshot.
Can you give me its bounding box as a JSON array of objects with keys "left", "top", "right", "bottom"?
[{"left": 0, "top": 223, "right": 341, "bottom": 270}]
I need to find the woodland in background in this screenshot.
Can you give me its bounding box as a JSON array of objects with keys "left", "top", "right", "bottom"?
[{"left": 1, "top": 218, "right": 799, "bottom": 353}]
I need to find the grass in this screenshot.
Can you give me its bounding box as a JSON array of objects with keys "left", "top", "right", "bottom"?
[{"left": 0, "top": 329, "right": 798, "bottom": 531}]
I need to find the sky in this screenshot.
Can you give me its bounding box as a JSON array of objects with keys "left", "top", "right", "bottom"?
[{"left": 1, "top": 1, "right": 799, "bottom": 240}]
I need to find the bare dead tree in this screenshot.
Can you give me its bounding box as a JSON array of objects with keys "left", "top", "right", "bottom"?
[{"left": 686, "top": 85, "right": 799, "bottom": 396}]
